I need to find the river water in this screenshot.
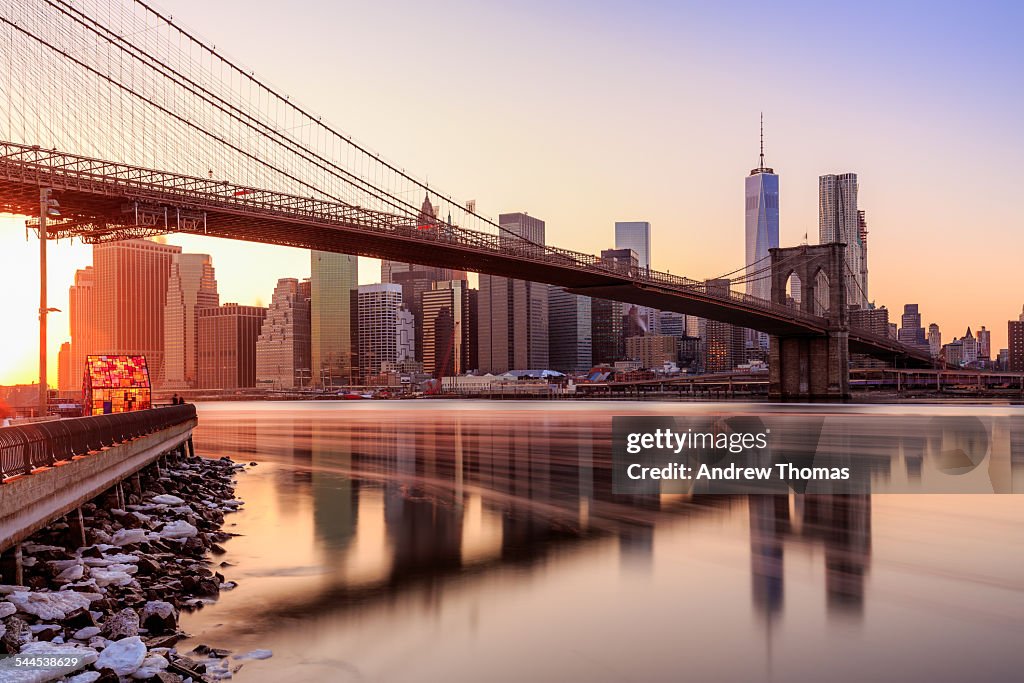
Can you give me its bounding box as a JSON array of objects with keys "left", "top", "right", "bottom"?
[{"left": 181, "top": 400, "right": 1024, "bottom": 682}]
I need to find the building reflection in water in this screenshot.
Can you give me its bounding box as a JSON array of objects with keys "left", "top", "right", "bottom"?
[{"left": 188, "top": 404, "right": 1024, "bottom": 651}]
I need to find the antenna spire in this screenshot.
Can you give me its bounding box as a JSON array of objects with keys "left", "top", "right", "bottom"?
[{"left": 759, "top": 112, "right": 765, "bottom": 168}]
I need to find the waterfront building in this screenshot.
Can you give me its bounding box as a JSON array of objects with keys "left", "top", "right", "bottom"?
[
  {"left": 163, "top": 253, "right": 219, "bottom": 389},
  {"left": 93, "top": 239, "right": 182, "bottom": 385},
  {"left": 996, "top": 348, "right": 1009, "bottom": 371},
  {"left": 943, "top": 339, "right": 964, "bottom": 367},
  {"left": 549, "top": 286, "right": 592, "bottom": 373},
  {"left": 1010, "top": 317, "right": 1024, "bottom": 372},
  {"left": 897, "top": 304, "right": 927, "bottom": 347},
  {"left": 357, "top": 283, "right": 405, "bottom": 382},
  {"left": 977, "top": 326, "right": 991, "bottom": 361},
  {"left": 478, "top": 212, "right": 549, "bottom": 372},
  {"left": 625, "top": 334, "right": 679, "bottom": 369},
  {"left": 57, "top": 342, "right": 72, "bottom": 391},
  {"left": 614, "top": 221, "right": 651, "bottom": 270},
  {"left": 256, "top": 278, "right": 312, "bottom": 389},
  {"left": 658, "top": 311, "right": 687, "bottom": 339},
  {"left": 960, "top": 327, "right": 978, "bottom": 365},
  {"left": 422, "top": 280, "right": 471, "bottom": 378},
  {"left": 819, "top": 173, "right": 867, "bottom": 308},
  {"left": 311, "top": 250, "right": 358, "bottom": 387},
  {"left": 68, "top": 266, "right": 95, "bottom": 390},
  {"left": 701, "top": 279, "right": 744, "bottom": 372},
  {"left": 928, "top": 323, "right": 942, "bottom": 358},
  {"left": 197, "top": 304, "right": 266, "bottom": 389},
  {"left": 590, "top": 248, "right": 637, "bottom": 365}
]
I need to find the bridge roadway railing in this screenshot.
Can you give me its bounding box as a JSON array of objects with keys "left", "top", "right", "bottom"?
[
  {"left": 0, "top": 404, "right": 197, "bottom": 481},
  {"left": 1, "top": 142, "right": 915, "bottom": 350}
]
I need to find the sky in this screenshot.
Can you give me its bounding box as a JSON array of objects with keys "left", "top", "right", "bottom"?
[{"left": 1, "top": 0, "right": 1023, "bottom": 385}]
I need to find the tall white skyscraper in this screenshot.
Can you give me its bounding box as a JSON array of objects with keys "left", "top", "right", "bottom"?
[
  {"left": 744, "top": 117, "right": 779, "bottom": 302},
  {"left": 819, "top": 172, "right": 866, "bottom": 308},
  {"left": 614, "top": 221, "right": 651, "bottom": 270},
  {"left": 357, "top": 283, "right": 406, "bottom": 381}
]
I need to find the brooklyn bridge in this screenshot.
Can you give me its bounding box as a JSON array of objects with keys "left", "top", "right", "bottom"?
[{"left": 0, "top": 0, "right": 935, "bottom": 399}]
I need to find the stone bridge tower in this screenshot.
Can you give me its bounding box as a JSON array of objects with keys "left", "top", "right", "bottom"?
[{"left": 768, "top": 243, "right": 850, "bottom": 400}]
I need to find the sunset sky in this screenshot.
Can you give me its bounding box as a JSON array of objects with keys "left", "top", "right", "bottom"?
[{"left": 2, "top": 0, "right": 1023, "bottom": 385}]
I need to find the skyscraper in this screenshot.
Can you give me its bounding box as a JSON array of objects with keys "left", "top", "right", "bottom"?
[
  {"left": 68, "top": 266, "right": 95, "bottom": 389},
  {"left": 977, "top": 326, "right": 991, "bottom": 361},
  {"left": 422, "top": 280, "right": 470, "bottom": 378},
  {"left": 590, "top": 249, "right": 636, "bottom": 365},
  {"left": 701, "top": 279, "right": 744, "bottom": 372},
  {"left": 614, "top": 221, "right": 651, "bottom": 270},
  {"left": 819, "top": 173, "right": 866, "bottom": 308},
  {"left": 548, "top": 286, "right": 592, "bottom": 373},
  {"left": 928, "top": 323, "right": 942, "bottom": 358},
  {"left": 197, "top": 304, "right": 266, "bottom": 389},
  {"left": 744, "top": 117, "right": 779, "bottom": 302},
  {"left": 311, "top": 250, "right": 358, "bottom": 387},
  {"left": 57, "top": 342, "right": 72, "bottom": 391},
  {"left": 256, "top": 278, "right": 312, "bottom": 389},
  {"left": 857, "top": 210, "right": 869, "bottom": 303},
  {"left": 357, "top": 283, "right": 405, "bottom": 382},
  {"left": 478, "top": 212, "right": 549, "bottom": 372},
  {"left": 93, "top": 239, "right": 182, "bottom": 385},
  {"left": 1009, "top": 315, "right": 1024, "bottom": 372},
  {"left": 897, "top": 304, "right": 927, "bottom": 347},
  {"left": 163, "top": 253, "right": 219, "bottom": 389}
]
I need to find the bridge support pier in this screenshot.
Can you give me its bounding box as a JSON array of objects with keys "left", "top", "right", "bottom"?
[
  {"left": 768, "top": 243, "right": 851, "bottom": 401},
  {"left": 769, "top": 332, "right": 849, "bottom": 400}
]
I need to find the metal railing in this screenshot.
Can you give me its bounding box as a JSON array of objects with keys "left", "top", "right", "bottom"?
[{"left": 0, "top": 404, "right": 196, "bottom": 481}]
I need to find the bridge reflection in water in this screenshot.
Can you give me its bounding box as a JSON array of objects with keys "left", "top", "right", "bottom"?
[{"left": 184, "top": 402, "right": 1024, "bottom": 683}]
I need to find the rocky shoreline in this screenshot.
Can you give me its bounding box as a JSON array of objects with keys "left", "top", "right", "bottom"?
[{"left": 0, "top": 453, "right": 266, "bottom": 682}]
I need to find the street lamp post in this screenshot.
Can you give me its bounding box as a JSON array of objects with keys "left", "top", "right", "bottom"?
[{"left": 38, "top": 188, "right": 60, "bottom": 417}]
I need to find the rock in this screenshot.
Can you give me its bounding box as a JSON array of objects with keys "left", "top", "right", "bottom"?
[
  {"left": 151, "top": 494, "right": 186, "bottom": 506},
  {"left": 91, "top": 566, "right": 135, "bottom": 587},
  {"left": 94, "top": 635, "right": 147, "bottom": 676},
  {"left": 136, "top": 556, "right": 162, "bottom": 576},
  {"left": 208, "top": 647, "right": 231, "bottom": 658},
  {"left": 81, "top": 546, "right": 104, "bottom": 559},
  {"left": 160, "top": 520, "right": 198, "bottom": 539},
  {"left": 235, "top": 649, "right": 273, "bottom": 660},
  {"left": 150, "top": 671, "right": 184, "bottom": 683},
  {"left": 0, "top": 601, "right": 15, "bottom": 618},
  {"left": 56, "top": 563, "right": 85, "bottom": 582},
  {"left": 16, "top": 640, "right": 99, "bottom": 680},
  {"left": 1, "top": 616, "right": 29, "bottom": 653},
  {"left": 144, "top": 633, "right": 183, "bottom": 649},
  {"left": 102, "top": 607, "right": 140, "bottom": 640},
  {"left": 74, "top": 626, "right": 102, "bottom": 640},
  {"left": 190, "top": 644, "right": 210, "bottom": 655},
  {"left": 31, "top": 623, "right": 62, "bottom": 641},
  {"left": 131, "top": 653, "right": 169, "bottom": 679},
  {"left": 111, "top": 528, "right": 149, "bottom": 546},
  {"left": 6, "top": 589, "right": 98, "bottom": 620},
  {"left": 67, "top": 672, "right": 102, "bottom": 683},
  {"left": 140, "top": 600, "right": 177, "bottom": 635},
  {"left": 64, "top": 607, "right": 98, "bottom": 629}
]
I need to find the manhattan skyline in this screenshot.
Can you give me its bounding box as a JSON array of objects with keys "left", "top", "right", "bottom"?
[{"left": 1, "top": 0, "right": 1022, "bottom": 385}]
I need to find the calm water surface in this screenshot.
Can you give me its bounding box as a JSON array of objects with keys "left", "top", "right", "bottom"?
[{"left": 181, "top": 401, "right": 1024, "bottom": 682}]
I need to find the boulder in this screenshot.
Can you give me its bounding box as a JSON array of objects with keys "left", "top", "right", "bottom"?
[
  {"left": 102, "top": 607, "right": 140, "bottom": 640},
  {"left": 140, "top": 600, "right": 177, "bottom": 635},
  {"left": 94, "top": 635, "right": 147, "bottom": 676}
]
